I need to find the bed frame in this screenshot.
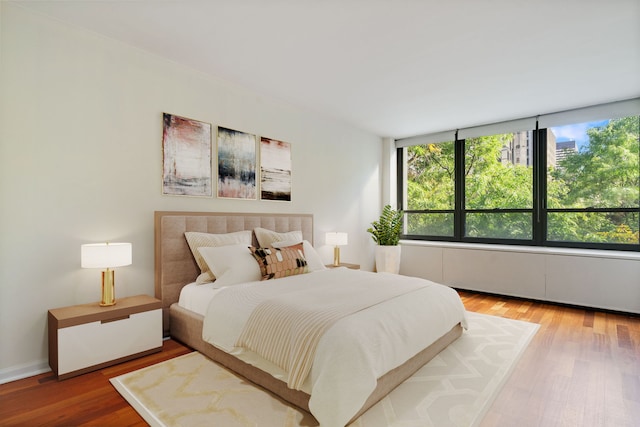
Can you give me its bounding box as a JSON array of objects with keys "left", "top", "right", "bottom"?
[{"left": 154, "top": 210, "right": 463, "bottom": 422}]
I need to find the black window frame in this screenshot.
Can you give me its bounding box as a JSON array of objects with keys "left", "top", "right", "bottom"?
[{"left": 397, "top": 119, "right": 640, "bottom": 252}]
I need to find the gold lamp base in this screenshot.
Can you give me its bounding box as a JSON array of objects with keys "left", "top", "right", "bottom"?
[
  {"left": 333, "top": 246, "right": 341, "bottom": 267},
  {"left": 100, "top": 268, "right": 116, "bottom": 306}
]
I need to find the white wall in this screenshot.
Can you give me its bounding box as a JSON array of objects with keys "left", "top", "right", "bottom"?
[
  {"left": 401, "top": 242, "right": 640, "bottom": 314},
  {"left": 0, "top": 4, "right": 382, "bottom": 382}
]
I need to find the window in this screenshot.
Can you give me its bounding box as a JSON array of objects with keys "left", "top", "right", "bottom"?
[
  {"left": 465, "top": 131, "right": 533, "bottom": 240},
  {"left": 397, "top": 100, "right": 640, "bottom": 251},
  {"left": 546, "top": 117, "right": 639, "bottom": 246},
  {"left": 404, "top": 141, "right": 455, "bottom": 236}
]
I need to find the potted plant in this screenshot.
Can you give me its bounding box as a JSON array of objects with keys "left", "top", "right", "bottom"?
[{"left": 367, "top": 204, "right": 403, "bottom": 273}]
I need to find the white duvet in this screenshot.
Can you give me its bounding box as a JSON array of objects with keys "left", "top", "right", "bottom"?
[{"left": 201, "top": 268, "right": 468, "bottom": 427}]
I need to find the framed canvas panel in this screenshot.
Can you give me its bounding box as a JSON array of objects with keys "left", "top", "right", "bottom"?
[
  {"left": 260, "top": 137, "right": 292, "bottom": 201},
  {"left": 217, "top": 127, "right": 257, "bottom": 199},
  {"left": 162, "top": 113, "right": 212, "bottom": 197}
]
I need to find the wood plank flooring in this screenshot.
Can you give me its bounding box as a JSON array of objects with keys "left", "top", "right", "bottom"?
[
  {"left": 459, "top": 291, "right": 640, "bottom": 427},
  {"left": 0, "top": 339, "right": 192, "bottom": 426},
  {"left": 0, "top": 290, "right": 638, "bottom": 426}
]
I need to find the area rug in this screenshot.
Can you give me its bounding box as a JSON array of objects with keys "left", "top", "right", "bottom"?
[{"left": 110, "top": 312, "right": 538, "bottom": 427}]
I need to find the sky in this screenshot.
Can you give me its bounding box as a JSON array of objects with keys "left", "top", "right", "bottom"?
[{"left": 550, "top": 120, "right": 609, "bottom": 150}]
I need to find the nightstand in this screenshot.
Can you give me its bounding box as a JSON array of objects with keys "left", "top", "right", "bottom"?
[
  {"left": 325, "top": 263, "right": 360, "bottom": 270},
  {"left": 48, "top": 294, "right": 162, "bottom": 380}
]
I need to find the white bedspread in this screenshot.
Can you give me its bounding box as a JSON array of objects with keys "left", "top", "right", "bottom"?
[
  {"left": 202, "top": 268, "right": 468, "bottom": 427},
  {"left": 178, "top": 281, "right": 221, "bottom": 315}
]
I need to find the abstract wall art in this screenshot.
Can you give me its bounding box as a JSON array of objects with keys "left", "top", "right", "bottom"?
[
  {"left": 217, "top": 127, "right": 257, "bottom": 199},
  {"left": 260, "top": 137, "right": 292, "bottom": 201},
  {"left": 162, "top": 113, "right": 212, "bottom": 197}
]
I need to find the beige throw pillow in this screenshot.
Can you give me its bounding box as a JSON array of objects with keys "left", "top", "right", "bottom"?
[
  {"left": 184, "top": 230, "right": 252, "bottom": 284},
  {"left": 253, "top": 227, "right": 303, "bottom": 247},
  {"left": 198, "top": 244, "right": 261, "bottom": 287}
]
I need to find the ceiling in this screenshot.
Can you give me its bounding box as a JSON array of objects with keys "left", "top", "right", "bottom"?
[{"left": 11, "top": 0, "right": 640, "bottom": 139}]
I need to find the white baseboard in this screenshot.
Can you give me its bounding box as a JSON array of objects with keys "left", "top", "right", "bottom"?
[{"left": 0, "top": 360, "right": 50, "bottom": 385}]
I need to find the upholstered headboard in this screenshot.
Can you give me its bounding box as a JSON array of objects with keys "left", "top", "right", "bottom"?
[{"left": 154, "top": 211, "right": 314, "bottom": 333}]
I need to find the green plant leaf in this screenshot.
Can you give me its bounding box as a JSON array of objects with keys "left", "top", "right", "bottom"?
[{"left": 367, "top": 205, "right": 404, "bottom": 245}]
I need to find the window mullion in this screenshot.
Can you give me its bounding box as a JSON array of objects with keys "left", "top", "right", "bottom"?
[
  {"left": 396, "top": 146, "right": 404, "bottom": 211},
  {"left": 533, "top": 126, "right": 546, "bottom": 245},
  {"left": 454, "top": 135, "right": 464, "bottom": 240}
]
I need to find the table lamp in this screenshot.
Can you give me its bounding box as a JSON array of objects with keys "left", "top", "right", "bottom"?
[
  {"left": 81, "top": 242, "right": 132, "bottom": 306},
  {"left": 325, "top": 232, "right": 348, "bottom": 266}
]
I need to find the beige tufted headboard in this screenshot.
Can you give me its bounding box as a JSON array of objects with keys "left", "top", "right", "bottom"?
[{"left": 154, "top": 211, "right": 314, "bottom": 333}]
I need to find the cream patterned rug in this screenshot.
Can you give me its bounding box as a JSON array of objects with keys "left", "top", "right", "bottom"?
[{"left": 110, "top": 312, "right": 538, "bottom": 427}]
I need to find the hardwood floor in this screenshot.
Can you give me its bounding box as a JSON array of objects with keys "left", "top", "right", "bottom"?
[
  {"left": 459, "top": 291, "right": 640, "bottom": 427},
  {"left": 0, "top": 291, "right": 638, "bottom": 426},
  {"left": 0, "top": 339, "right": 192, "bottom": 426}
]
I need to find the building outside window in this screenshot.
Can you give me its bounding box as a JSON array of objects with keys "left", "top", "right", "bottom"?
[
  {"left": 397, "top": 99, "right": 640, "bottom": 251},
  {"left": 546, "top": 117, "right": 639, "bottom": 246}
]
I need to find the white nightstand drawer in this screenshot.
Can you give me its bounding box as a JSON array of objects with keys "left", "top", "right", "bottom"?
[{"left": 57, "top": 308, "right": 161, "bottom": 375}]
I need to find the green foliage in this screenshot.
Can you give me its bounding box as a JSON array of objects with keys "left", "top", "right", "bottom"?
[
  {"left": 549, "top": 116, "right": 639, "bottom": 209},
  {"left": 546, "top": 117, "right": 639, "bottom": 244},
  {"left": 406, "top": 142, "right": 455, "bottom": 210},
  {"left": 367, "top": 205, "right": 404, "bottom": 245},
  {"left": 405, "top": 117, "right": 640, "bottom": 245},
  {"left": 407, "top": 212, "right": 453, "bottom": 236},
  {"left": 465, "top": 135, "right": 533, "bottom": 209}
]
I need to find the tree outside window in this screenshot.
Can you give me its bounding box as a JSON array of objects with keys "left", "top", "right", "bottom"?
[{"left": 400, "top": 114, "right": 639, "bottom": 250}]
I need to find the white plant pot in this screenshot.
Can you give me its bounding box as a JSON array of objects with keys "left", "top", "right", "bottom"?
[{"left": 375, "top": 245, "right": 401, "bottom": 274}]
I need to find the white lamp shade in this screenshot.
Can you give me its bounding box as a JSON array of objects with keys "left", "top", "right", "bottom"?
[
  {"left": 325, "top": 232, "right": 348, "bottom": 246},
  {"left": 81, "top": 242, "right": 132, "bottom": 268}
]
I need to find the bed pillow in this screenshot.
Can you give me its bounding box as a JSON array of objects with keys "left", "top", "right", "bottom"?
[
  {"left": 198, "top": 244, "right": 261, "bottom": 288},
  {"left": 272, "top": 240, "right": 327, "bottom": 272},
  {"left": 253, "top": 227, "right": 304, "bottom": 248},
  {"left": 185, "top": 230, "right": 252, "bottom": 284},
  {"left": 249, "top": 243, "right": 309, "bottom": 280}
]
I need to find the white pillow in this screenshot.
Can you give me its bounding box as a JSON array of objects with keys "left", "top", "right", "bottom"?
[
  {"left": 185, "top": 230, "right": 252, "bottom": 284},
  {"left": 271, "top": 240, "right": 327, "bottom": 272},
  {"left": 253, "top": 227, "right": 303, "bottom": 247},
  {"left": 198, "top": 244, "right": 261, "bottom": 288}
]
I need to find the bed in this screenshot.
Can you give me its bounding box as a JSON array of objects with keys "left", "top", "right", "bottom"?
[{"left": 154, "top": 211, "right": 467, "bottom": 426}]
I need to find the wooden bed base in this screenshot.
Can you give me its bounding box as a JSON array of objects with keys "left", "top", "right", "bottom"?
[{"left": 154, "top": 211, "right": 463, "bottom": 423}]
